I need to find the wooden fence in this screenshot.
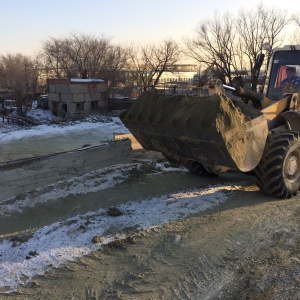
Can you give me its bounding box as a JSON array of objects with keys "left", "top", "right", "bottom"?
[{"left": 1, "top": 114, "right": 38, "bottom": 126}]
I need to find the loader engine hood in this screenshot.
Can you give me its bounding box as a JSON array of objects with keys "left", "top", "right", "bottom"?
[{"left": 120, "top": 91, "right": 268, "bottom": 172}]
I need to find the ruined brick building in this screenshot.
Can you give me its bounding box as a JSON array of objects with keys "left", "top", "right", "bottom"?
[{"left": 47, "top": 78, "right": 108, "bottom": 118}]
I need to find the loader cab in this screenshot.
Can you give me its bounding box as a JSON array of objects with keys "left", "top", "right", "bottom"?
[{"left": 265, "top": 46, "right": 300, "bottom": 100}]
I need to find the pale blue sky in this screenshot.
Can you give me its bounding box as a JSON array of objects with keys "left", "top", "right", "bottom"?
[{"left": 1, "top": 0, "right": 299, "bottom": 56}]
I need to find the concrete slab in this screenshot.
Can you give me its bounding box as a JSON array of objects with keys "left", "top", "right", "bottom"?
[
  {"left": 114, "top": 133, "right": 143, "bottom": 150},
  {"left": 113, "top": 132, "right": 164, "bottom": 161},
  {"left": 0, "top": 139, "right": 132, "bottom": 203}
]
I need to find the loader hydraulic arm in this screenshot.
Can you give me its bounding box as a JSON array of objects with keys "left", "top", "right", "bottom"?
[{"left": 223, "top": 84, "right": 263, "bottom": 109}]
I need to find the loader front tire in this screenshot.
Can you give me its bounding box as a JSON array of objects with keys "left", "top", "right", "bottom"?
[{"left": 254, "top": 130, "right": 300, "bottom": 198}]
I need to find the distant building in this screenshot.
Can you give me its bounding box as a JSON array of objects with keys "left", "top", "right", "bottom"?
[
  {"left": 157, "top": 64, "right": 198, "bottom": 84},
  {"left": 47, "top": 78, "right": 108, "bottom": 118}
]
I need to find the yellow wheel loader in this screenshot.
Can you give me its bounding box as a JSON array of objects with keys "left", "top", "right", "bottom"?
[{"left": 120, "top": 45, "right": 300, "bottom": 198}]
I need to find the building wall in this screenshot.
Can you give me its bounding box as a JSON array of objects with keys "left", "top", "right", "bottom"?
[{"left": 47, "top": 78, "right": 108, "bottom": 118}]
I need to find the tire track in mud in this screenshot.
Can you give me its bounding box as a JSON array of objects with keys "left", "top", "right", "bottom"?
[
  {"left": 2, "top": 152, "right": 300, "bottom": 300},
  {"left": 7, "top": 189, "right": 300, "bottom": 300},
  {"left": 96, "top": 197, "right": 299, "bottom": 299},
  {"left": 0, "top": 164, "right": 250, "bottom": 295},
  {"left": 171, "top": 199, "right": 300, "bottom": 300}
]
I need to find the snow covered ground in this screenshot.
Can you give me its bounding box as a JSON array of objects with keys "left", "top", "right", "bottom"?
[
  {"left": 0, "top": 109, "right": 127, "bottom": 162},
  {"left": 0, "top": 109, "right": 125, "bottom": 144},
  {"left": 0, "top": 109, "right": 239, "bottom": 293}
]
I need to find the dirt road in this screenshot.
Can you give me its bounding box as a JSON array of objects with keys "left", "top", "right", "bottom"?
[{"left": 1, "top": 149, "right": 300, "bottom": 300}]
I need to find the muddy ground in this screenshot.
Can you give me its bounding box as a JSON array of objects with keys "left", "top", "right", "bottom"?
[{"left": 0, "top": 147, "right": 299, "bottom": 300}]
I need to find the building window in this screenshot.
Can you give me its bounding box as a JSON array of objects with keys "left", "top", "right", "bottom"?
[
  {"left": 76, "top": 102, "right": 84, "bottom": 112},
  {"left": 62, "top": 103, "right": 68, "bottom": 112},
  {"left": 91, "top": 101, "right": 98, "bottom": 110}
]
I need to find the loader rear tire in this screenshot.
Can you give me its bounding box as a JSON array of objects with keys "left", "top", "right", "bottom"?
[
  {"left": 254, "top": 130, "right": 300, "bottom": 198},
  {"left": 162, "top": 153, "right": 181, "bottom": 165},
  {"left": 186, "top": 160, "right": 218, "bottom": 177}
]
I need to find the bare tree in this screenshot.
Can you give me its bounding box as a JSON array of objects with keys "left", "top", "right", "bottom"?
[
  {"left": 103, "top": 44, "right": 131, "bottom": 97},
  {"left": 184, "top": 12, "right": 238, "bottom": 84},
  {"left": 42, "top": 37, "right": 65, "bottom": 78},
  {"left": 0, "top": 53, "right": 38, "bottom": 115},
  {"left": 42, "top": 33, "right": 131, "bottom": 97},
  {"left": 290, "top": 13, "right": 300, "bottom": 44},
  {"left": 130, "top": 39, "right": 181, "bottom": 91},
  {"left": 292, "top": 13, "right": 300, "bottom": 27},
  {"left": 42, "top": 33, "right": 112, "bottom": 78},
  {"left": 185, "top": 4, "right": 288, "bottom": 89},
  {"left": 237, "top": 4, "right": 288, "bottom": 89}
]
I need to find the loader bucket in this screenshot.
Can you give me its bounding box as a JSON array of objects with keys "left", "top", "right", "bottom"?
[{"left": 119, "top": 91, "right": 269, "bottom": 172}]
